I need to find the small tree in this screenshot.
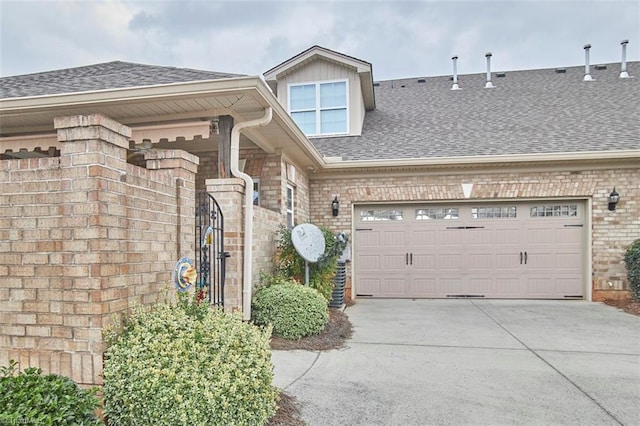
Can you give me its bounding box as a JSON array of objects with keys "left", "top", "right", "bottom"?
[
  {"left": 273, "top": 225, "right": 348, "bottom": 301},
  {"left": 624, "top": 239, "right": 640, "bottom": 301}
]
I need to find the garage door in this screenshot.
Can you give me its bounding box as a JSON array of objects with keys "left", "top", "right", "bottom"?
[{"left": 354, "top": 202, "right": 585, "bottom": 299}]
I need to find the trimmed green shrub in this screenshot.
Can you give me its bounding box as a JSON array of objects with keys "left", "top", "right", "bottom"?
[
  {"left": 252, "top": 278, "right": 329, "bottom": 339},
  {"left": 0, "top": 360, "right": 101, "bottom": 425},
  {"left": 103, "top": 295, "right": 278, "bottom": 425},
  {"left": 624, "top": 239, "right": 640, "bottom": 301},
  {"left": 273, "top": 225, "right": 348, "bottom": 301}
]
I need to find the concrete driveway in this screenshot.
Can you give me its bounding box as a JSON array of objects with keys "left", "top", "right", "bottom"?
[{"left": 271, "top": 299, "right": 640, "bottom": 426}]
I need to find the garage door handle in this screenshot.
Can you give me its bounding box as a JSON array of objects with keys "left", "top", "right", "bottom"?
[
  {"left": 405, "top": 253, "right": 408, "bottom": 265},
  {"left": 410, "top": 253, "right": 413, "bottom": 265},
  {"left": 520, "top": 251, "right": 523, "bottom": 264},
  {"left": 524, "top": 251, "right": 528, "bottom": 265}
]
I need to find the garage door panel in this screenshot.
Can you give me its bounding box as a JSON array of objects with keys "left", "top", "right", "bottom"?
[
  {"left": 411, "top": 230, "right": 435, "bottom": 246},
  {"left": 556, "top": 228, "right": 583, "bottom": 244},
  {"left": 407, "top": 278, "right": 436, "bottom": 297},
  {"left": 357, "top": 254, "right": 384, "bottom": 271},
  {"left": 357, "top": 277, "right": 381, "bottom": 295},
  {"left": 465, "top": 229, "right": 493, "bottom": 245},
  {"left": 556, "top": 278, "right": 583, "bottom": 296},
  {"left": 358, "top": 231, "right": 380, "bottom": 246},
  {"left": 495, "top": 253, "right": 521, "bottom": 269},
  {"left": 355, "top": 201, "right": 584, "bottom": 299},
  {"left": 380, "top": 230, "right": 407, "bottom": 246},
  {"left": 467, "top": 253, "right": 494, "bottom": 269},
  {"left": 525, "top": 252, "right": 557, "bottom": 270},
  {"left": 381, "top": 254, "right": 408, "bottom": 271},
  {"left": 466, "top": 278, "right": 492, "bottom": 295},
  {"left": 555, "top": 253, "right": 582, "bottom": 270},
  {"left": 493, "top": 278, "right": 524, "bottom": 297},
  {"left": 438, "top": 278, "right": 463, "bottom": 295},
  {"left": 493, "top": 227, "right": 524, "bottom": 244},
  {"left": 438, "top": 230, "right": 465, "bottom": 245},
  {"left": 437, "top": 253, "right": 463, "bottom": 269},
  {"left": 526, "top": 277, "right": 557, "bottom": 297},
  {"left": 412, "top": 254, "right": 435, "bottom": 269},
  {"left": 379, "top": 277, "right": 406, "bottom": 297}
]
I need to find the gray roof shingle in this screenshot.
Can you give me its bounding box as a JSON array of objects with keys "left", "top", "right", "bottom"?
[
  {"left": 0, "top": 61, "right": 243, "bottom": 98},
  {"left": 312, "top": 62, "right": 640, "bottom": 159}
]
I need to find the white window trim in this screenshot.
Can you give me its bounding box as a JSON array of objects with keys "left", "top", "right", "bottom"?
[
  {"left": 287, "top": 79, "right": 349, "bottom": 137},
  {"left": 286, "top": 184, "right": 295, "bottom": 229}
]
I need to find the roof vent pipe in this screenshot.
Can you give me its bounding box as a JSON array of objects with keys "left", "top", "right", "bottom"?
[
  {"left": 451, "top": 55, "right": 461, "bottom": 90},
  {"left": 620, "top": 39, "right": 630, "bottom": 78},
  {"left": 485, "top": 52, "right": 495, "bottom": 88},
  {"left": 583, "top": 44, "right": 594, "bottom": 81}
]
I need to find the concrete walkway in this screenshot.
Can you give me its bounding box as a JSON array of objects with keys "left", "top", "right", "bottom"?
[{"left": 271, "top": 299, "right": 640, "bottom": 426}]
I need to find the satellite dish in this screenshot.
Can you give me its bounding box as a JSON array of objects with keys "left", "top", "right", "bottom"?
[
  {"left": 291, "top": 224, "right": 325, "bottom": 262},
  {"left": 291, "top": 224, "right": 325, "bottom": 286}
]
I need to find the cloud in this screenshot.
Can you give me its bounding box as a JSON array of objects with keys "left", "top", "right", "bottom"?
[{"left": 1, "top": 0, "right": 638, "bottom": 80}]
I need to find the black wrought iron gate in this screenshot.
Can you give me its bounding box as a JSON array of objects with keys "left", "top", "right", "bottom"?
[{"left": 195, "top": 191, "right": 227, "bottom": 306}]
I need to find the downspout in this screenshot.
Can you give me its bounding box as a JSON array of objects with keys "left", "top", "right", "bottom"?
[{"left": 230, "top": 107, "right": 273, "bottom": 320}]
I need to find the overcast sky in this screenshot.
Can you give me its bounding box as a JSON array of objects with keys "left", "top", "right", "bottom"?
[{"left": 1, "top": 0, "right": 638, "bottom": 81}]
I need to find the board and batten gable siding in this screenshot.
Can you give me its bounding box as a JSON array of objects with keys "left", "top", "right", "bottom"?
[{"left": 275, "top": 59, "right": 366, "bottom": 136}]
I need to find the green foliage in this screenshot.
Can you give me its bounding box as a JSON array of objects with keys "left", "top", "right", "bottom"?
[
  {"left": 273, "top": 225, "right": 349, "bottom": 301},
  {"left": 102, "top": 294, "right": 278, "bottom": 425},
  {"left": 252, "top": 278, "right": 329, "bottom": 340},
  {"left": 0, "top": 360, "right": 102, "bottom": 426},
  {"left": 624, "top": 239, "right": 640, "bottom": 301}
]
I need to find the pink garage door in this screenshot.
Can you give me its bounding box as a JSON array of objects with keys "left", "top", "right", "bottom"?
[{"left": 354, "top": 202, "right": 585, "bottom": 299}]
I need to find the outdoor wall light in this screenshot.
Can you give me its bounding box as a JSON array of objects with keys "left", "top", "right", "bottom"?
[
  {"left": 608, "top": 188, "right": 620, "bottom": 211},
  {"left": 332, "top": 196, "right": 340, "bottom": 217}
]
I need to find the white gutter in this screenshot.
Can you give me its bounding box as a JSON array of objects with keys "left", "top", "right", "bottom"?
[
  {"left": 320, "top": 149, "right": 640, "bottom": 169},
  {"left": 230, "top": 107, "right": 273, "bottom": 321}
]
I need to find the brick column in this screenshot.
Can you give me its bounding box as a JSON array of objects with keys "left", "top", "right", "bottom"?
[
  {"left": 145, "top": 149, "right": 200, "bottom": 263},
  {"left": 206, "top": 178, "right": 246, "bottom": 313},
  {"left": 54, "top": 114, "right": 131, "bottom": 385}
]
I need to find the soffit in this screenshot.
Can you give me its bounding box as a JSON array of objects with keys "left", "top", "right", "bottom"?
[{"left": 0, "top": 78, "right": 326, "bottom": 169}]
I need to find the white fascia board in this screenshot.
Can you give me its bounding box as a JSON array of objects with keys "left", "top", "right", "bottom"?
[
  {"left": 321, "top": 150, "right": 640, "bottom": 169},
  {"left": 264, "top": 47, "right": 371, "bottom": 81},
  {"left": 0, "top": 76, "right": 270, "bottom": 112}
]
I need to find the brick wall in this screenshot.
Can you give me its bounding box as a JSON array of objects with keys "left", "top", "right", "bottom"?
[
  {"left": 253, "top": 206, "right": 284, "bottom": 285},
  {"left": 0, "top": 114, "right": 197, "bottom": 385},
  {"left": 309, "top": 164, "right": 640, "bottom": 301}
]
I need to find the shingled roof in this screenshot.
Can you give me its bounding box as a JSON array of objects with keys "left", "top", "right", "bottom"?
[
  {"left": 312, "top": 62, "right": 640, "bottom": 160},
  {"left": 0, "top": 61, "right": 244, "bottom": 98}
]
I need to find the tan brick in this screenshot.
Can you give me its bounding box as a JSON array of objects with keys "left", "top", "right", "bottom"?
[
  {"left": 2, "top": 325, "right": 25, "bottom": 336},
  {"left": 15, "top": 313, "right": 37, "bottom": 324},
  {"left": 26, "top": 326, "right": 51, "bottom": 337},
  {"left": 10, "top": 289, "right": 36, "bottom": 301},
  {"left": 51, "top": 326, "right": 73, "bottom": 339},
  {"left": 37, "top": 313, "right": 64, "bottom": 325}
]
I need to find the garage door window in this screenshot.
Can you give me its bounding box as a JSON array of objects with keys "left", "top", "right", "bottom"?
[
  {"left": 415, "top": 207, "right": 459, "bottom": 220},
  {"left": 471, "top": 206, "right": 517, "bottom": 219},
  {"left": 530, "top": 204, "right": 578, "bottom": 217},
  {"left": 360, "top": 209, "right": 404, "bottom": 221}
]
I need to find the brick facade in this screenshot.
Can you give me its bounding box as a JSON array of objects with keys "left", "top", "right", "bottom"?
[
  {"left": 0, "top": 114, "right": 198, "bottom": 385},
  {"left": 309, "top": 163, "right": 639, "bottom": 301}
]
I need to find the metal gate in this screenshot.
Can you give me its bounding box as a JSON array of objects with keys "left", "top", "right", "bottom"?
[{"left": 195, "top": 191, "right": 227, "bottom": 306}]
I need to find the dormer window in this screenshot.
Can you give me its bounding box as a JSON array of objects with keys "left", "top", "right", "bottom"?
[{"left": 289, "top": 80, "right": 348, "bottom": 136}]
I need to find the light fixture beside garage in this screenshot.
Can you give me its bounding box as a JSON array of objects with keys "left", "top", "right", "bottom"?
[
  {"left": 608, "top": 188, "right": 620, "bottom": 211},
  {"left": 332, "top": 196, "right": 340, "bottom": 216}
]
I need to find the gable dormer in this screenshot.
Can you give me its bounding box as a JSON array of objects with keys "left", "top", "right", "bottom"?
[{"left": 264, "top": 45, "right": 375, "bottom": 138}]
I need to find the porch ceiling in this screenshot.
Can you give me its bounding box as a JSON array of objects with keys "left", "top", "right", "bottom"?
[{"left": 0, "top": 77, "right": 326, "bottom": 169}]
